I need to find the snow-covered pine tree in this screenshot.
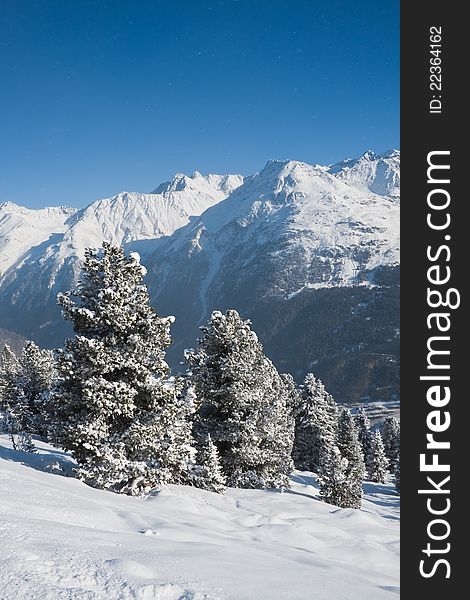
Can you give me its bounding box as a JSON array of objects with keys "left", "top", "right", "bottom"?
[
  {"left": 366, "top": 430, "right": 389, "bottom": 483},
  {"left": 187, "top": 309, "right": 294, "bottom": 489},
  {"left": 334, "top": 407, "right": 365, "bottom": 507},
  {"left": 0, "top": 345, "right": 35, "bottom": 452},
  {"left": 337, "top": 408, "right": 360, "bottom": 465},
  {"left": 0, "top": 345, "right": 18, "bottom": 416},
  {"left": 3, "top": 413, "right": 35, "bottom": 452},
  {"left": 394, "top": 455, "right": 400, "bottom": 494},
  {"left": 192, "top": 433, "right": 227, "bottom": 494},
  {"left": 354, "top": 407, "right": 372, "bottom": 461},
  {"left": 317, "top": 445, "right": 349, "bottom": 507},
  {"left": 292, "top": 373, "right": 338, "bottom": 472},
  {"left": 342, "top": 438, "right": 365, "bottom": 508},
  {"left": 281, "top": 372, "right": 301, "bottom": 421},
  {"left": 14, "top": 341, "right": 56, "bottom": 438},
  {"left": 0, "top": 342, "right": 55, "bottom": 441},
  {"left": 318, "top": 439, "right": 364, "bottom": 509},
  {"left": 381, "top": 416, "right": 400, "bottom": 473},
  {"left": 50, "top": 243, "right": 195, "bottom": 494}
]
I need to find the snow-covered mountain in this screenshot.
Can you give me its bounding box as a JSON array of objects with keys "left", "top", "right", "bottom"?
[
  {"left": 328, "top": 149, "right": 400, "bottom": 200},
  {"left": 0, "top": 171, "right": 243, "bottom": 347},
  {"left": 147, "top": 157, "right": 399, "bottom": 293},
  {"left": 0, "top": 171, "right": 243, "bottom": 284},
  {"left": 0, "top": 202, "right": 77, "bottom": 276},
  {"left": 0, "top": 152, "right": 399, "bottom": 402},
  {"left": 143, "top": 154, "right": 400, "bottom": 401},
  {"left": 145, "top": 155, "right": 399, "bottom": 367}
]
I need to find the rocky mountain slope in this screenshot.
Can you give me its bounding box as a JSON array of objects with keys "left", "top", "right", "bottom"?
[{"left": 0, "top": 327, "right": 27, "bottom": 356}]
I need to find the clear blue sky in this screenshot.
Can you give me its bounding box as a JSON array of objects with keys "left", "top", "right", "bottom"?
[{"left": 0, "top": 0, "right": 399, "bottom": 209}]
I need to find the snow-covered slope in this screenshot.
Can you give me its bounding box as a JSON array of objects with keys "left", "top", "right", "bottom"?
[
  {"left": 328, "top": 150, "right": 400, "bottom": 200},
  {"left": 0, "top": 435, "right": 400, "bottom": 599},
  {"left": 0, "top": 202, "right": 76, "bottom": 276},
  {"left": 149, "top": 158, "right": 399, "bottom": 297}
]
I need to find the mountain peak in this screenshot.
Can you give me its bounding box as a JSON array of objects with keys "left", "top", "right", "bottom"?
[
  {"left": 259, "top": 158, "right": 326, "bottom": 180},
  {"left": 152, "top": 173, "right": 190, "bottom": 194},
  {"left": 262, "top": 158, "right": 311, "bottom": 170},
  {"left": 0, "top": 201, "right": 76, "bottom": 216},
  {"left": 151, "top": 171, "right": 243, "bottom": 197},
  {"left": 357, "top": 149, "right": 400, "bottom": 161},
  {"left": 0, "top": 201, "right": 18, "bottom": 211},
  {"left": 328, "top": 149, "right": 400, "bottom": 199},
  {"left": 379, "top": 148, "right": 400, "bottom": 159}
]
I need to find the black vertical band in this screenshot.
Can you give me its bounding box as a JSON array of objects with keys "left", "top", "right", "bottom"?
[{"left": 401, "top": 3, "right": 465, "bottom": 596}]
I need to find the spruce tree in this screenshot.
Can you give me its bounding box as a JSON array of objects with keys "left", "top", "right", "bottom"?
[
  {"left": 381, "top": 416, "right": 400, "bottom": 473},
  {"left": 334, "top": 407, "right": 365, "bottom": 507},
  {"left": 337, "top": 408, "right": 360, "bottom": 465},
  {"left": 0, "top": 345, "right": 37, "bottom": 452},
  {"left": 50, "top": 243, "right": 194, "bottom": 494},
  {"left": 354, "top": 407, "right": 372, "bottom": 461},
  {"left": 366, "top": 430, "right": 389, "bottom": 483},
  {"left": 318, "top": 441, "right": 363, "bottom": 509},
  {"left": 187, "top": 309, "right": 294, "bottom": 489},
  {"left": 0, "top": 342, "right": 55, "bottom": 440},
  {"left": 317, "top": 445, "right": 349, "bottom": 507},
  {"left": 292, "top": 373, "right": 338, "bottom": 472},
  {"left": 394, "top": 455, "right": 400, "bottom": 494},
  {"left": 343, "top": 438, "right": 365, "bottom": 508},
  {"left": 0, "top": 345, "right": 18, "bottom": 416},
  {"left": 192, "top": 433, "right": 227, "bottom": 494},
  {"left": 3, "top": 412, "right": 35, "bottom": 452},
  {"left": 281, "top": 373, "right": 301, "bottom": 420},
  {"left": 15, "top": 341, "right": 55, "bottom": 437}
]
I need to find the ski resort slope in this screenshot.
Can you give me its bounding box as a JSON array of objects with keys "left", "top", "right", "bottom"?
[{"left": 0, "top": 436, "right": 399, "bottom": 600}]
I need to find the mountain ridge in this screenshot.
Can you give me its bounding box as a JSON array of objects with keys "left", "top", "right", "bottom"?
[{"left": 0, "top": 152, "right": 400, "bottom": 402}]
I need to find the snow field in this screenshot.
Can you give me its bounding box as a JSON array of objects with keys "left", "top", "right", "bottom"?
[{"left": 0, "top": 436, "right": 399, "bottom": 600}]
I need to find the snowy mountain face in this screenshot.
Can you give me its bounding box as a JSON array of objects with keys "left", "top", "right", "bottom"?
[
  {"left": 0, "top": 153, "right": 399, "bottom": 402},
  {"left": 328, "top": 150, "right": 400, "bottom": 200},
  {"left": 0, "top": 171, "right": 243, "bottom": 281},
  {"left": 152, "top": 171, "right": 244, "bottom": 196},
  {"left": 145, "top": 157, "right": 400, "bottom": 402},
  {"left": 0, "top": 202, "right": 77, "bottom": 276},
  {"left": 0, "top": 172, "right": 243, "bottom": 346}
]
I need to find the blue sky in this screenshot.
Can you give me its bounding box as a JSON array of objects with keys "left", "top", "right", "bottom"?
[{"left": 0, "top": 0, "right": 399, "bottom": 209}]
